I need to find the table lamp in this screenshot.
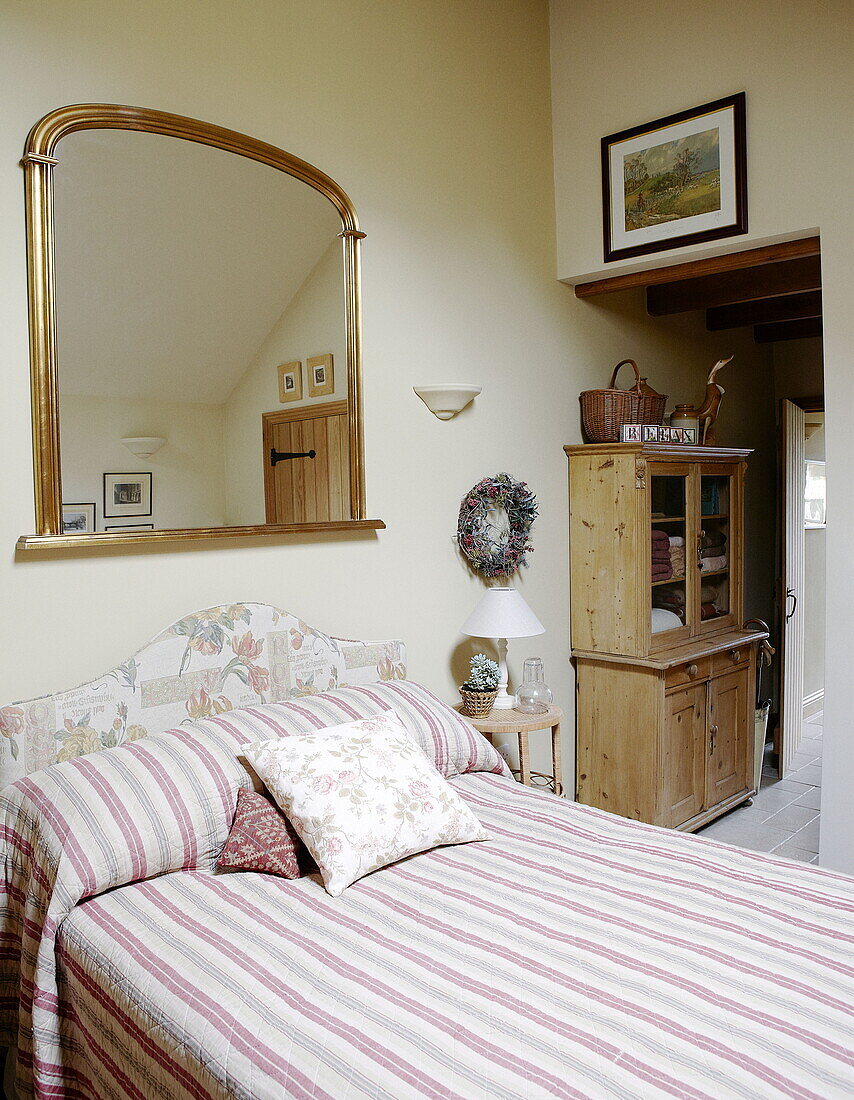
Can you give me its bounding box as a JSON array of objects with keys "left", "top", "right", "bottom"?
[{"left": 460, "top": 586, "right": 545, "bottom": 709}]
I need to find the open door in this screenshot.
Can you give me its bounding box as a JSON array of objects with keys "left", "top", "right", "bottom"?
[{"left": 779, "top": 399, "right": 806, "bottom": 775}]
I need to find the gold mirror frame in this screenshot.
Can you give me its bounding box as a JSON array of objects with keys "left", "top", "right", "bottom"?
[{"left": 17, "top": 104, "right": 383, "bottom": 551}]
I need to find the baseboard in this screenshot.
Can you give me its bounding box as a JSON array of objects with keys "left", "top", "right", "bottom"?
[{"left": 803, "top": 690, "right": 824, "bottom": 720}]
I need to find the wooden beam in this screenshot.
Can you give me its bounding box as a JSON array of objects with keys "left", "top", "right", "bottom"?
[
  {"left": 647, "top": 256, "right": 821, "bottom": 316},
  {"left": 707, "top": 290, "right": 822, "bottom": 330},
  {"left": 754, "top": 318, "right": 823, "bottom": 343},
  {"left": 574, "top": 236, "right": 820, "bottom": 299}
]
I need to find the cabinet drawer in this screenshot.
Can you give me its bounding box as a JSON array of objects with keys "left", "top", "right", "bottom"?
[
  {"left": 665, "top": 657, "right": 711, "bottom": 691},
  {"left": 711, "top": 646, "right": 750, "bottom": 676}
]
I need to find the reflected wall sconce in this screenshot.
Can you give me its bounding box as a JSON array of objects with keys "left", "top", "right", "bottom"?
[
  {"left": 413, "top": 384, "right": 481, "bottom": 420},
  {"left": 121, "top": 436, "right": 166, "bottom": 458}
]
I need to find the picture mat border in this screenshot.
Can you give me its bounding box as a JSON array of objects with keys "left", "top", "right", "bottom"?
[
  {"left": 278, "top": 360, "right": 303, "bottom": 404},
  {"left": 307, "top": 352, "right": 334, "bottom": 397}
]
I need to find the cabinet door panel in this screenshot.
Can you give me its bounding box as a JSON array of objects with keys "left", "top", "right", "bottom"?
[
  {"left": 706, "top": 667, "right": 751, "bottom": 806},
  {"left": 664, "top": 683, "right": 706, "bottom": 827}
]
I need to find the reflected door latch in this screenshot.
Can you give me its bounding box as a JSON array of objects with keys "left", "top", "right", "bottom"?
[{"left": 270, "top": 448, "right": 316, "bottom": 466}]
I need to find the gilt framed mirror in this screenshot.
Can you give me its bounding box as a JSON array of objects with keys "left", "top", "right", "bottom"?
[{"left": 17, "top": 104, "right": 383, "bottom": 551}]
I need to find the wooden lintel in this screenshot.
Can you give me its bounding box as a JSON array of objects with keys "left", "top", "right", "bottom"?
[
  {"left": 647, "top": 255, "right": 821, "bottom": 316},
  {"left": 707, "top": 290, "right": 822, "bottom": 330},
  {"left": 754, "top": 317, "right": 823, "bottom": 343},
  {"left": 573, "top": 236, "right": 820, "bottom": 299}
]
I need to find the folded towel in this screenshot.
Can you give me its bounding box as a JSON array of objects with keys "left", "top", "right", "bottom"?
[
  {"left": 701, "top": 602, "right": 719, "bottom": 621},
  {"left": 700, "top": 555, "right": 727, "bottom": 573},
  {"left": 668, "top": 536, "right": 685, "bottom": 547},
  {"left": 701, "top": 544, "right": 726, "bottom": 558},
  {"left": 652, "top": 552, "right": 671, "bottom": 563},
  {"left": 652, "top": 567, "right": 673, "bottom": 582},
  {"left": 655, "top": 587, "right": 685, "bottom": 606},
  {"left": 651, "top": 528, "right": 670, "bottom": 543},
  {"left": 701, "top": 584, "right": 719, "bottom": 602},
  {"left": 701, "top": 531, "right": 727, "bottom": 549}
]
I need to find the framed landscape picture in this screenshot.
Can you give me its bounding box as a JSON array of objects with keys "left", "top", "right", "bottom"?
[
  {"left": 602, "top": 92, "right": 747, "bottom": 262},
  {"left": 103, "top": 472, "right": 152, "bottom": 518},
  {"left": 62, "top": 502, "right": 95, "bottom": 534}
]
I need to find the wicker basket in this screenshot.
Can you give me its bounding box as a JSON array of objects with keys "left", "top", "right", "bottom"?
[
  {"left": 579, "top": 359, "right": 667, "bottom": 443},
  {"left": 459, "top": 688, "right": 498, "bottom": 718}
]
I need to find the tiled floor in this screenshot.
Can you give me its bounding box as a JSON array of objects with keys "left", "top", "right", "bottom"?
[{"left": 696, "top": 714, "right": 822, "bottom": 861}]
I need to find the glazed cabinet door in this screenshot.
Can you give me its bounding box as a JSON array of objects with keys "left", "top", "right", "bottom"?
[
  {"left": 649, "top": 462, "right": 693, "bottom": 652},
  {"left": 695, "top": 462, "right": 742, "bottom": 636},
  {"left": 663, "top": 683, "right": 706, "bottom": 827},
  {"left": 706, "top": 667, "right": 751, "bottom": 807}
]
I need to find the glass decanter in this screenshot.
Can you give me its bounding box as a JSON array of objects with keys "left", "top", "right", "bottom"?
[{"left": 515, "top": 658, "right": 552, "bottom": 713}]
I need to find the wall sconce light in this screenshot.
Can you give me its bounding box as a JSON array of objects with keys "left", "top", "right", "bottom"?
[
  {"left": 121, "top": 436, "right": 166, "bottom": 458},
  {"left": 413, "top": 384, "right": 481, "bottom": 420}
]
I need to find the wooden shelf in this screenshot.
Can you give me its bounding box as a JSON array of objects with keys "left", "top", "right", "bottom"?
[
  {"left": 701, "top": 513, "right": 729, "bottom": 521},
  {"left": 651, "top": 576, "right": 686, "bottom": 587},
  {"left": 651, "top": 516, "right": 685, "bottom": 524},
  {"left": 700, "top": 568, "right": 729, "bottom": 578}
]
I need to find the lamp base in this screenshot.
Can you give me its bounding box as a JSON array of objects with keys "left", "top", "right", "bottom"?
[
  {"left": 491, "top": 637, "right": 516, "bottom": 709},
  {"left": 491, "top": 687, "right": 517, "bottom": 710}
]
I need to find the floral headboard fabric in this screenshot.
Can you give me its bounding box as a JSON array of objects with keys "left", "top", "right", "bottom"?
[{"left": 0, "top": 603, "right": 406, "bottom": 787}]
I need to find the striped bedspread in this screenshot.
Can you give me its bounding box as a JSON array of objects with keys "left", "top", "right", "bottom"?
[{"left": 2, "top": 701, "right": 854, "bottom": 1097}]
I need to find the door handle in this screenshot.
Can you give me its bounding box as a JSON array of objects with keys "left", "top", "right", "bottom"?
[
  {"left": 270, "top": 448, "right": 316, "bottom": 466},
  {"left": 785, "top": 588, "right": 798, "bottom": 623},
  {"left": 708, "top": 724, "right": 718, "bottom": 756}
]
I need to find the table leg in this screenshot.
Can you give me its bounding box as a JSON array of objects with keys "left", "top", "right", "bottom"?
[
  {"left": 551, "top": 721, "right": 563, "bottom": 797},
  {"left": 517, "top": 730, "right": 531, "bottom": 786}
]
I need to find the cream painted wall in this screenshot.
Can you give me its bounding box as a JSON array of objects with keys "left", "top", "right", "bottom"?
[
  {"left": 60, "top": 395, "right": 226, "bottom": 531},
  {"left": 0, "top": 2, "right": 798, "bottom": 800},
  {"left": 224, "top": 241, "right": 346, "bottom": 526},
  {"left": 550, "top": 0, "right": 853, "bottom": 871}
]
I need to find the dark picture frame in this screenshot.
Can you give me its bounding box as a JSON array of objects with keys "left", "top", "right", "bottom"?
[
  {"left": 103, "top": 472, "right": 153, "bottom": 518},
  {"left": 61, "top": 502, "right": 96, "bottom": 533},
  {"left": 601, "top": 92, "right": 747, "bottom": 263}
]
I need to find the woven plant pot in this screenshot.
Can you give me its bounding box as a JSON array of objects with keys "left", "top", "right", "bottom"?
[{"left": 459, "top": 687, "right": 498, "bottom": 718}]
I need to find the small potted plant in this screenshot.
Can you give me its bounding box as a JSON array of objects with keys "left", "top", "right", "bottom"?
[{"left": 460, "top": 653, "right": 500, "bottom": 718}]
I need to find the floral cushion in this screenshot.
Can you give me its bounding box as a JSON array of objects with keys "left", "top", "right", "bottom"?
[
  {"left": 216, "top": 788, "right": 304, "bottom": 878},
  {"left": 242, "top": 712, "right": 489, "bottom": 897}
]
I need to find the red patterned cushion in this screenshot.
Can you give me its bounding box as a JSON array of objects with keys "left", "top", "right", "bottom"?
[{"left": 216, "top": 788, "right": 303, "bottom": 878}]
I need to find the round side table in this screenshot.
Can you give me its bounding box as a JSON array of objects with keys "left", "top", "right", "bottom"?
[{"left": 454, "top": 703, "right": 564, "bottom": 796}]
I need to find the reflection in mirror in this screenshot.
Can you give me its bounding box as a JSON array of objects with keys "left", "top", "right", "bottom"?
[{"left": 54, "top": 129, "right": 348, "bottom": 532}]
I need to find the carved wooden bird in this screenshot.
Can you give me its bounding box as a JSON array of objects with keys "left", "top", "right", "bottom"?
[{"left": 697, "top": 356, "right": 734, "bottom": 445}]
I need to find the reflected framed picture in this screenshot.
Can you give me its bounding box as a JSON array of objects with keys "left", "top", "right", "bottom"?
[
  {"left": 602, "top": 92, "right": 747, "bottom": 262},
  {"left": 277, "top": 360, "right": 303, "bottom": 403},
  {"left": 307, "top": 353, "right": 334, "bottom": 397},
  {"left": 804, "top": 460, "right": 826, "bottom": 529},
  {"left": 103, "top": 472, "right": 152, "bottom": 518},
  {"left": 62, "top": 502, "right": 95, "bottom": 533}
]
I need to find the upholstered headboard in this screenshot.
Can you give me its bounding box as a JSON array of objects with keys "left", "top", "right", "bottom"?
[{"left": 0, "top": 603, "right": 406, "bottom": 787}]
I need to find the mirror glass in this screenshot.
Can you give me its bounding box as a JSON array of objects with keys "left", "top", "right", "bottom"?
[{"left": 53, "top": 128, "right": 350, "bottom": 534}]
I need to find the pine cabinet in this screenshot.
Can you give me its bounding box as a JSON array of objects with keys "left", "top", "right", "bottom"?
[{"left": 566, "top": 443, "right": 765, "bottom": 831}]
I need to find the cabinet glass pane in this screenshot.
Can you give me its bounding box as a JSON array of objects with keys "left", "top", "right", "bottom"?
[
  {"left": 699, "top": 474, "right": 731, "bottom": 621},
  {"left": 651, "top": 474, "right": 686, "bottom": 633}
]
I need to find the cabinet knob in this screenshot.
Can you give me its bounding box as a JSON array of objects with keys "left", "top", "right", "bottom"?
[
  {"left": 686, "top": 663, "right": 699, "bottom": 678},
  {"left": 729, "top": 649, "right": 742, "bottom": 662}
]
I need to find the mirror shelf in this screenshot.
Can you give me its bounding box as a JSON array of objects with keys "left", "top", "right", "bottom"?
[
  {"left": 20, "top": 104, "right": 375, "bottom": 549},
  {"left": 17, "top": 519, "right": 385, "bottom": 553}
]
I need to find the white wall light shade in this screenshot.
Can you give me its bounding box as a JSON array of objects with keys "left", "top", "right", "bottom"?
[
  {"left": 121, "top": 436, "right": 166, "bottom": 458},
  {"left": 413, "top": 384, "right": 481, "bottom": 419}
]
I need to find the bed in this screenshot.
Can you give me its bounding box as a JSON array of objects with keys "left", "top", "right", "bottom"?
[{"left": 1, "top": 604, "right": 852, "bottom": 1099}]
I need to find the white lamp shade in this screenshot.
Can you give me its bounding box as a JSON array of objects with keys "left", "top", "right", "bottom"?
[
  {"left": 121, "top": 436, "right": 165, "bottom": 458},
  {"left": 460, "top": 586, "right": 545, "bottom": 639},
  {"left": 413, "top": 384, "right": 481, "bottom": 419}
]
